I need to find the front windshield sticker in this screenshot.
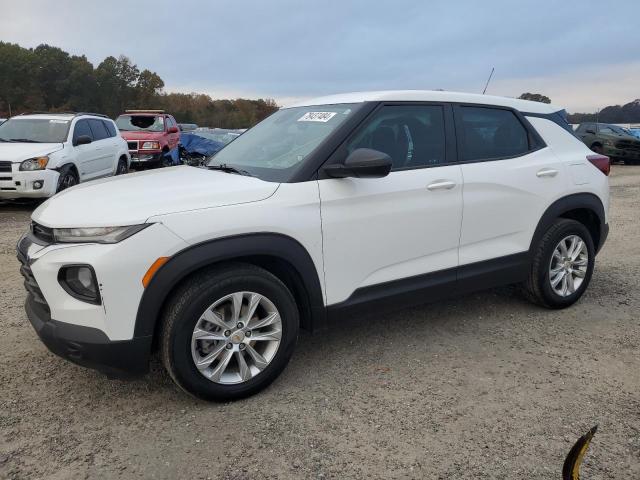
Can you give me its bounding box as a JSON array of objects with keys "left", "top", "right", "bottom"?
[{"left": 298, "top": 112, "right": 337, "bottom": 123}]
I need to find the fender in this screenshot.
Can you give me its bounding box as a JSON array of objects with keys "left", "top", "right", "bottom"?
[
  {"left": 133, "top": 232, "right": 326, "bottom": 339},
  {"left": 529, "top": 193, "right": 607, "bottom": 255}
]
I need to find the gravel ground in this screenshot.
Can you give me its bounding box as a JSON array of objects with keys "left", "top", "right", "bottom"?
[{"left": 1, "top": 166, "right": 639, "bottom": 479}]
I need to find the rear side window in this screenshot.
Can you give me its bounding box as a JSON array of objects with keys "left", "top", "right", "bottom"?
[
  {"left": 346, "top": 105, "right": 446, "bottom": 169},
  {"left": 89, "top": 119, "right": 109, "bottom": 141},
  {"left": 457, "top": 107, "right": 530, "bottom": 161},
  {"left": 103, "top": 120, "right": 117, "bottom": 137},
  {"left": 73, "top": 120, "right": 93, "bottom": 142}
]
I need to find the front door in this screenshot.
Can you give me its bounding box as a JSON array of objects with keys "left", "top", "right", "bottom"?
[{"left": 319, "top": 104, "right": 463, "bottom": 306}]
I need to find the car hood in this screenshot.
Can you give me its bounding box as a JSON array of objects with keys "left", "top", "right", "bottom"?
[
  {"left": 120, "top": 131, "right": 167, "bottom": 141},
  {"left": 32, "top": 166, "right": 279, "bottom": 228},
  {"left": 0, "top": 143, "right": 63, "bottom": 163}
]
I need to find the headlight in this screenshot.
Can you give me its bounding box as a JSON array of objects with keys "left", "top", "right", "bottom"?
[
  {"left": 20, "top": 156, "right": 49, "bottom": 171},
  {"left": 52, "top": 224, "right": 150, "bottom": 244},
  {"left": 58, "top": 265, "right": 101, "bottom": 305},
  {"left": 140, "top": 141, "right": 160, "bottom": 150}
]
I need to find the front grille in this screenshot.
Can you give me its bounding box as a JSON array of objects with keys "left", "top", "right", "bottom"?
[
  {"left": 31, "top": 222, "right": 55, "bottom": 244},
  {"left": 127, "top": 141, "right": 138, "bottom": 151},
  {"left": 17, "top": 238, "right": 50, "bottom": 313},
  {"left": 0, "top": 161, "right": 12, "bottom": 172}
]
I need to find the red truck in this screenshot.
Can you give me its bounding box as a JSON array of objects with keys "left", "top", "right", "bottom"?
[{"left": 115, "top": 110, "right": 180, "bottom": 169}]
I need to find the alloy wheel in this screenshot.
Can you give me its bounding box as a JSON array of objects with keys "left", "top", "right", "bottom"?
[
  {"left": 191, "top": 291, "right": 282, "bottom": 385},
  {"left": 548, "top": 234, "right": 588, "bottom": 297}
]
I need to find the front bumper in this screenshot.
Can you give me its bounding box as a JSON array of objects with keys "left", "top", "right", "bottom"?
[
  {"left": 604, "top": 146, "right": 640, "bottom": 162},
  {"left": 129, "top": 151, "right": 163, "bottom": 167},
  {"left": 25, "top": 294, "right": 151, "bottom": 378},
  {"left": 0, "top": 167, "right": 59, "bottom": 199}
]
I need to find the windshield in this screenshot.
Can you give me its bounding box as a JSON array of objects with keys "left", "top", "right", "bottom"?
[
  {"left": 0, "top": 118, "right": 70, "bottom": 143},
  {"left": 207, "top": 104, "right": 361, "bottom": 181},
  {"left": 116, "top": 115, "right": 164, "bottom": 132},
  {"left": 599, "top": 124, "right": 629, "bottom": 136}
]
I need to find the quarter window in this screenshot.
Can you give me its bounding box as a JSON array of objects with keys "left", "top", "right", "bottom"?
[
  {"left": 457, "top": 107, "right": 531, "bottom": 161},
  {"left": 346, "top": 105, "right": 446, "bottom": 169}
]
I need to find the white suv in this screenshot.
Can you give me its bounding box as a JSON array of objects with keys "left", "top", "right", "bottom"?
[
  {"left": 0, "top": 112, "right": 130, "bottom": 199},
  {"left": 17, "top": 91, "right": 610, "bottom": 401}
]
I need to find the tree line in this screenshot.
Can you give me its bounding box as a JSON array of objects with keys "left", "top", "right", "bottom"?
[{"left": 0, "top": 42, "right": 278, "bottom": 128}]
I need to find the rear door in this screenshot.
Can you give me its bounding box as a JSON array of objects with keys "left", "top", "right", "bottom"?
[
  {"left": 88, "top": 119, "right": 114, "bottom": 176},
  {"left": 319, "top": 103, "right": 463, "bottom": 306},
  {"left": 71, "top": 119, "right": 100, "bottom": 179},
  {"left": 454, "top": 105, "right": 569, "bottom": 275}
]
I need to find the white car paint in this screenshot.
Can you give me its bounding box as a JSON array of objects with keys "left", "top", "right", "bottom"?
[
  {"left": 23, "top": 90, "right": 609, "bottom": 346},
  {"left": 0, "top": 113, "right": 130, "bottom": 199}
]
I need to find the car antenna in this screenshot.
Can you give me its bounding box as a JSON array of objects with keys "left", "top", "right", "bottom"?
[{"left": 482, "top": 67, "right": 495, "bottom": 95}]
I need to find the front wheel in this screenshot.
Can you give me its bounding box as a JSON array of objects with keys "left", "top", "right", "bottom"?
[
  {"left": 56, "top": 167, "right": 78, "bottom": 193},
  {"left": 160, "top": 263, "right": 299, "bottom": 401},
  {"left": 522, "top": 219, "right": 595, "bottom": 308}
]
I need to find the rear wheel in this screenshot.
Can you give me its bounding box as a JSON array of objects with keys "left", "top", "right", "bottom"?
[
  {"left": 522, "top": 219, "right": 595, "bottom": 308},
  {"left": 115, "top": 158, "right": 128, "bottom": 175},
  {"left": 160, "top": 263, "right": 299, "bottom": 401}
]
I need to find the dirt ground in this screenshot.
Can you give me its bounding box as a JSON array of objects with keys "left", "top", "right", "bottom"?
[{"left": 1, "top": 166, "right": 639, "bottom": 479}]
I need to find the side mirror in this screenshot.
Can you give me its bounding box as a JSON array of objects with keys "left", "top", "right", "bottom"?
[
  {"left": 168, "top": 126, "right": 179, "bottom": 134},
  {"left": 585, "top": 129, "right": 596, "bottom": 135},
  {"left": 323, "top": 148, "right": 392, "bottom": 179},
  {"left": 74, "top": 135, "right": 92, "bottom": 146}
]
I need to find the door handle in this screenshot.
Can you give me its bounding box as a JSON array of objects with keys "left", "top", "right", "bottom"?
[
  {"left": 427, "top": 180, "right": 456, "bottom": 191},
  {"left": 536, "top": 168, "right": 558, "bottom": 178}
]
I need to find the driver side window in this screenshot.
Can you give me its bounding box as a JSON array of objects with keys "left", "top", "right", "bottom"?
[
  {"left": 345, "top": 105, "right": 446, "bottom": 170},
  {"left": 73, "top": 120, "right": 93, "bottom": 144}
]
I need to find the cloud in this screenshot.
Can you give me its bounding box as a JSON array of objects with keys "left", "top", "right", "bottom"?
[{"left": 2, "top": 0, "right": 639, "bottom": 113}]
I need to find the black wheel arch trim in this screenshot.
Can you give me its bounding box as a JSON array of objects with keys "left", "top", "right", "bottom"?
[
  {"left": 529, "top": 193, "right": 607, "bottom": 255},
  {"left": 133, "top": 232, "right": 326, "bottom": 339}
]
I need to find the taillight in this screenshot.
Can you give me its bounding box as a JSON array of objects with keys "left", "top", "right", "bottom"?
[{"left": 586, "top": 154, "right": 610, "bottom": 176}]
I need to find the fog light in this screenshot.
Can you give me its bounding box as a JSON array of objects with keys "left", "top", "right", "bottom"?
[
  {"left": 33, "top": 180, "right": 43, "bottom": 190},
  {"left": 58, "top": 265, "right": 101, "bottom": 305}
]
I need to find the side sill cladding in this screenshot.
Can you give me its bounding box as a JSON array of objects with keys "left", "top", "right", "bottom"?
[
  {"left": 133, "top": 233, "right": 326, "bottom": 339},
  {"left": 529, "top": 193, "right": 606, "bottom": 254}
]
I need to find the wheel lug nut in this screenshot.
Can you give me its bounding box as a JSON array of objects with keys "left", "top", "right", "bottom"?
[
  {"left": 224, "top": 330, "right": 231, "bottom": 337},
  {"left": 239, "top": 344, "right": 246, "bottom": 350},
  {"left": 237, "top": 322, "right": 244, "bottom": 329},
  {"left": 245, "top": 331, "right": 251, "bottom": 337},
  {"left": 226, "top": 343, "right": 233, "bottom": 350}
]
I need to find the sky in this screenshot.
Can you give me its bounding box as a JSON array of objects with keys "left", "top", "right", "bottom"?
[{"left": 2, "top": 0, "right": 639, "bottom": 113}]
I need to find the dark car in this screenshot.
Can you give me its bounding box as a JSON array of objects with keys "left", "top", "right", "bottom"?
[{"left": 575, "top": 122, "right": 640, "bottom": 165}]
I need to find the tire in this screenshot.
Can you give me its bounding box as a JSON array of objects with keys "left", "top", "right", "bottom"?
[
  {"left": 115, "top": 158, "right": 128, "bottom": 175},
  {"left": 160, "top": 263, "right": 299, "bottom": 401},
  {"left": 591, "top": 144, "right": 604, "bottom": 155},
  {"left": 522, "top": 219, "right": 595, "bottom": 309},
  {"left": 56, "top": 166, "right": 79, "bottom": 193}
]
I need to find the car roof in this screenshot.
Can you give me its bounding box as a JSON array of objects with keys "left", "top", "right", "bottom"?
[
  {"left": 287, "top": 90, "right": 561, "bottom": 114},
  {"left": 13, "top": 113, "right": 111, "bottom": 121}
]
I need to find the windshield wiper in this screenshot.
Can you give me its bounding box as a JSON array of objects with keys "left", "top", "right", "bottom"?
[
  {"left": 207, "top": 163, "right": 253, "bottom": 176},
  {"left": 0, "top": 138, "right": 9, "bottom": 142},
  {"left": 9, "top": 138, "right": 42, "bottom": 143}
]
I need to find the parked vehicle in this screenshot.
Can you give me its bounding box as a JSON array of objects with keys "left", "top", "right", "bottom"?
[
  {"left": 178, "top": 123, "right": 198, "bottom": 132},
  {"left": 18, "top": 91, "right": 610, "bottom": 401},
  {"left": 116, "top": 110, "right": 180, "bottom": 169},
  {"left": 0, "top": 112, "right": 129, "bottom": 200},
  {"left": 575, "top": 122, "right": 640, "bottom": 165},
  {"left": 178, "top": 132, "right": 225, "bottom": 167}
]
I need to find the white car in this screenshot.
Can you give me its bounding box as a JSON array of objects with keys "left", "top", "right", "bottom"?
[
  {"left": 17, "top": 91, "right": 610, "bottom": 401},
  {"left": 0, "top": 113, "right": 130, "bottom": 200}
]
